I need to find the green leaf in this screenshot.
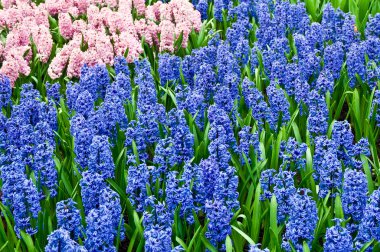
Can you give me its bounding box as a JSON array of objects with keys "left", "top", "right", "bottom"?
[
  {"left": 270, "top": 195, "right": 278, "bottom": 236},
  {"left": 303, "top": 241, "right": 311, "bottom": 252},
  {"left": 334, "top": 195, "right": 344, "bottom": 219},
  {"left": 0, "top": 242, "right": 9, "bottom": 252},
  {"left": 201, "top": 235, "right": 218, "bottom": 252},
  {"left": 20, "top": 231, "right": 35, "bottom": 252},
  {"left": 175, "top": 237, "right": 188, "bottom": 250},
  {"left": 225, "top": 235, "right": 233, "bottom": 252},
  {"left": 188, "top": 226, "right": 202, "bottom": 251},
  {"left": 360, "top": 239, "right": 374, "bottom": 252},
  {"left": 61, "top": 171, "right": 73, "bottom": 195},
  {"left": 362, "top": 155, "right": 375, "bottom": 194},
  {"left": 231, "top": 225, "right": 254, "bottom": 245},
  {"left": 251, "top": 184, "right": 262, "bottom": 243}
]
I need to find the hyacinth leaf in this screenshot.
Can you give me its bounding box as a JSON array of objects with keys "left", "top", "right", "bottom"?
[
  {"left": 291, "top": 122, "right": 302, "bottom": 143},
  {"left": 286, "top": 109, "right": 299, "bottom": 135},
  {"left": 358, "top": 0, "right": 371, "bottom": 24},
  {"left": 312, "top": 200, "right": 331, "bottom": 250},
  {"left": 244, "top": 184, "right": 255, "bottom": 210},
  {"left": 359, "top": 239, "right": 374, "bottom": 252},
  {"left": 61, "top": 171, "right": 74, "bottom": 196},
  {"left": 127, "top": 227, "right": 141, "bottom": 252},
  {"left": 201, "top": 235, "right": 217, "bottom": 252},
  {"left": 269, "top": 195, "right": 281, "bottom": 250},
  {"left": 251, "top": 183, "right": 262, "bottom": 243},
  {"left": 176, "top": 236, "right": 188, "bottom": 250},
  {"left": 269, "top": 196, "right": 278, "bottom": 235},
  {"left": 231, "top": 225, "right": 254, "bottom": 245},
  {"left": 362, "top": 155, "right": 375, "bottom": 194},
  {"left": 225, "top": 235, "right": 233, "bottom": 252},
  {"left": 334, "top": 195, "right": 344, "bottom": 219},
  {"left": 0, "top": 221, "right": 10, "bottom": 251},
  {"left": 20, "top": 231, "right": 34, "bottom": 252},
  {"left": 334, "top": 92, "right": 347, "bottom": 120},
  {"left": 0, "top": 204, "right": 17, "bottom": 248},
  {"left": 0, "top": 242, "right": 9, "bottom": 252},
  {"left": 305, "top": 0, "right": 318, "bottom": 20},
  {"left": 187, "top": 226, "right": 202, "bottom": 251},
  {"left": 298, "top": 170, "right": 314, "bottom": 189},
  {"left": 303, "top": 241, "right": 311, "bottom": 252},
  {"left": 270, "top": 131, "right": 283, "bottom": 170}
]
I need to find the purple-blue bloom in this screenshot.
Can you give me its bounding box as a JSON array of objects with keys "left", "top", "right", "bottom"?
[
  {"left": 158, "top": 53, "right": 181, "bottom": 85},
  {"left": 56, "top": 199, "right": 83, "bottom": 239},
  {"left": 347, "top": 42, "right": 367, "bottom": 88},
  {"left": 0, "top": 74, "right": 11, "bottom": 109},
  {"left": 85, "top": 205, "right": 117, "bottom": 252},
  {"left": 45, "top": 228, "right": 86, "bottom": 252},
  {"left": 355, "top": 188, "right": 380, "bottom": 250},
  {"left": 342, "top": 169, "right": 367, "bottom": 230},
  {"left": 273, "top": 169, "right": 296, "bottom": 223},
  {"left": 88, "top": 135, "right": 115, "bottom": 179},
  {"left": 126, "top": 163, "right": 150, "bottom": 212},
  {"left": 282, "top": 188, "right": 318, "bottom": 252},
  {"left": 324, "top": 42, "right": 344, "bottom": 79},
  {"left": 324, "top": 219, "right": 353, "bottom": 252},
  {"left": 74, "top": 91, "right": 94, "bottom": 119},
  {"left": 80, "top": 171, "right": 107, "bottom": 213}
]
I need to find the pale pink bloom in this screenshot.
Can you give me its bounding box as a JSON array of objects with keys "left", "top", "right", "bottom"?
[
  {"left": 175, "top": 22, "right": 191, "bottom": 48},
  {"left": 83, "top": 29, "right": 97, "bottom": 48},
  {"left": 72, "top": 19, "right": 87, "bottom": 34},
  {"left": 1, "top": 61, "right": 19, "bottom": 87},
  {"left": 73, "top": 0, "right": 90, "bottom": 14},
  {"left": 0, "top": 43, "right": 4, "bottom": 61},
  {"left": 4, "top": 27, "right": 30, "bottom": 52},
  {"left": 1, "top": 46, "right": 31, "bottom": 86},
  {"left": 1, "top": 0, "right": 17, "bottom": 9},
  {"left": 48, "top": 37, "right": 81, "bottom": 79},
  {"left": 113, "top": 31, "right": 143, "bottom": 62},
  {"left": 31, "top": 25, "right": 53, "bottom": 63},
  {"left": 3, "top": 8, "right": 24, "bottom": 29},
  {"left": 83, "top": 48, "right": 99, "bottom": 67},
  {"left": 0, "top": 10, "right": 6, "bottom": 28},
  {"left": 44, "top": 0, "right": 72, "bottom": 15},
  {"left": 159, "top": 2, "right": 173, "bottom": 22},
  {"left": 1, "top": 0, "right": 30, "bottom": 9},
  {"left": 101, "top": 8, "right": 133, "bottom": 34},
  {"left": 89, "top": 0, "right": 102, "bottom": 5},
  {"left": 0, "top": 0, "right": 202, "bottom": 82},
  {"left": 132, "top": 0, "right": 145, "bottom": 16},
  {"left": 135, "top": 19, "right": 159, "bottom": 46},
  {"left": 66, "top": 48, "right": 85, "bottom": 78},
  {"left": 145, "top": 1, "right": 162, "bottom": 21},
  {"left": 170, "top": 0, "right": 201, "bottom": 32},
  {"left": 93, "top": 31, "right": 114, "bottom": 65},
  {"left": 118, "top": 0, "right": 133, "bottom": 14},
  {"left": 67, "top": 6, "right": 80, "bottom": 17},
  {"left": 32, "top": 5, "right": 49, "bottom": 26},
  {"left": 87, "top": 5, "right": 104, "bottom": 31},
  {"left": 159, "top": 20, "right": 175, "bottom": 52},
  {"left": 104, "top": 0, "right": 118, "bottom": 8},
  {"left": 48, "top": 50, "right": 70, "bottom": 79},
  {"left": 58, "top": 13, "right": 74, "bottom": 39}
]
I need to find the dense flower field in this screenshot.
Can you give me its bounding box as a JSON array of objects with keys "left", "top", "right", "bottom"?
[{"left": 1, "top": 0, "right": 380, "bottom": 251}]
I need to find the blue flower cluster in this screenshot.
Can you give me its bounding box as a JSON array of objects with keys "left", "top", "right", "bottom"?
[
  {"left": 324, "top": 219, "right": 353, "bottom": 252},
  {"left": 355, "top": 188, "right": 380, "bottom": 250},
  {"left": 282, "top": 189, "right": 318, "bottom": 251},
  {"left": 0, "top": 83, "right": 57, "bottom": 236}
]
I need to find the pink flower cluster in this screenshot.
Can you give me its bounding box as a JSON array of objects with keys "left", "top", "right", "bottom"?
[
  {"left": 0, "top": 0, "right": 202, "bottom": 84},
  {"left": 0, "top": 0, "right": 52, "bottom": 86}
]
